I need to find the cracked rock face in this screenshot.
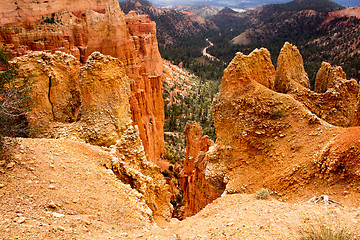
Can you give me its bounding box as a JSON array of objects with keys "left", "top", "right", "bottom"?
[{"left": 11, "top": 51, "right": 81, "bottom": 134}]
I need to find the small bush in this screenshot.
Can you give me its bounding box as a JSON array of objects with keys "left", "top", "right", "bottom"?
[
  {"left": 161, "top": 170, "right": 172, "bottom": 178},
  {"left": 0, "top": 49, "right": 32, "bottom": 156},
  {"left": 255, "top": 188, "right": 271, "bottom": 200},
  {"left": 300, "top": 223, "right": 357, "bottom": 240}
]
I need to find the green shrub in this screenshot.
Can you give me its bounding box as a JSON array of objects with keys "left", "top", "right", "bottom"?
[
  {"left": 255, "top": 188, "right": 271, "bottom": 200},
  {"left": 0, "top": 49, "right": 32, "bottom": 156},
  {"left": 161, "top": 170, "right": 172, "bottom": 178}
]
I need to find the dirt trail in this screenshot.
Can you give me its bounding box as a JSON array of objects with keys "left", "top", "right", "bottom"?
[{"left": 202, "top": 39, "right": 220, "bottom": 61}]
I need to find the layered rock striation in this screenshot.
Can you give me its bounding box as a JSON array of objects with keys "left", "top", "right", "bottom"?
[
  {"left": 0, "top": 0, "right": 109, "bottom": 26},
  {"left": 181, "top": 42, "right": 360, "bottom": 216},
  {"left": 0, "top": 0, "right": 165, "bottom": 163}
]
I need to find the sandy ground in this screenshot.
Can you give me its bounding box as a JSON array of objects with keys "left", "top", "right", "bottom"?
[
  {"left": 1, "top": 138, "right": 360, "bottom": 239},
  {"left": 129, "top": 194, "right": 360, "bottom": 239}
]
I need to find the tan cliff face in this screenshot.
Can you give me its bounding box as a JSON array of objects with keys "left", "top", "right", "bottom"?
[
  {"left": 1, "top": 0, "right": 165, "bottom": 163},
  {"left": 77, "top": 52, "right": 133, "bottom": 146},
  {"left": 182, "top": 43, "right": 360, "bottom": 216},
  {"left": 11, "top": 51, "right": 131, "bottom": 146}
]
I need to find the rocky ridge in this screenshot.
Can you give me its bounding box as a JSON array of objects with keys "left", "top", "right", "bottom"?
[
  {"left": 167, "top": 5, "right": 223, "bottom": 18},
  {"left": 0, "top": 138, "right": 155, "bottom": 239},
  {"left": 2, "top": 138, "right": 360, "bottom": 239},
  {"left": 181, "top": 42, "right": 360, "bottom": 216}
]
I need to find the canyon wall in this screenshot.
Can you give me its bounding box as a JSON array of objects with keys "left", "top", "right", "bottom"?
[
  {"left": 0, "top": 0, "right": 109, "bottom": 25},
  {"left": 181, "top": 43, "right": 360, "bottom": 215},
  {"left": 0, "top": 0, "right": 165, "bottom": 163}
]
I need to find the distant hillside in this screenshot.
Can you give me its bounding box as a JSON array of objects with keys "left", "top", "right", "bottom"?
[
  {"left": 208, "top": 1, "right": 359, "bottom": 84},
  {"left": 208, "top": 8, "right": 254, "bottom": 40},
  {"left": 209, "top": 0, "right": 344, "bottom": 40},
  {"left": 262, "top": 0, "right": 344, "bottom": 13},
  {"left": 167, "top": 5, "right": 223, "bottom": 18},
  {"left": 119, "top": 0, "right": 219, "bottom": 47}
]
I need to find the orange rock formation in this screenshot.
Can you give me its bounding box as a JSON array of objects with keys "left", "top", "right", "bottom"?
[
  {"left": 1, "top": 0, "right": 165, "bottom": 163},
  {"left": 10, "top": 51, "right": 81, "bottom": 134},
  {"left": 275, "top": 42, "right": 359, "bottom": 127},
  {"left": 179, "top": 122, "right": 216, "bottom": 218},
  {"left": 182, "top": 43, "right": 360, "bottom": 216},
  {"left": 11, "top": 51, "right": 131, "bottom": 145},
  {"left": 11, "top": 51, "right": 172, "bottom": 221},
  {"left": 0, "top": 0, "right": 109, "bottom": 25}
]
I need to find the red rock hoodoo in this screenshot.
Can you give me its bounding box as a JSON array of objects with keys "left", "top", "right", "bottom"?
[
  {"left": 179, "top": 122, "right": 216, "bottom": 218},
  {"left": 0, "top": 0, "right": 165, "bottom": 163}
]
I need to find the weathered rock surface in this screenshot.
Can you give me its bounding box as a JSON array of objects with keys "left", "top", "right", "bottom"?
[
  {"left": 77, "top": 52, "right": 132, "bottom": 146},
  {"left": 11, "top": 51, "right": 131, "bottom": 146},
  {"left": 275, "top": 42, "right": 310, "bottom": 92},
  {"left": 0, "top": 0, "right": 109, "bottom": 25},
  {"left": 275, "top": 43, "right": 359, "bottom": 127},
  {"left": 179, "top": 122, "right": 217, "bottom": 218},
  {"left": 182, "top": 44, "right": 360, "bottom": 215},
  {"left": 314, "top": 61, "right": 347, "bottom": 93},
  {"left": 108, "top": 126, "right": 172, "bottom": 223},
  {"left": 316, "top": 127, "right": 360, "bottom": 179},
  {"left": 1, "top": 0, "right": 165, "bottom": 163},
  {"left": 10, "top": 51, "right": 81, "bottom": 134}
]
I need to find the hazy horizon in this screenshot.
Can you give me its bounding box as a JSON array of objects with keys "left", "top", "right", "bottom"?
[{"left": 134, "top": 0, "right": 359, "bottom": 9}]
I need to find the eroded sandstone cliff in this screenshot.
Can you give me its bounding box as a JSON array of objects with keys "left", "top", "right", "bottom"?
[
  {"left": 0, "top": 0, "right": 165, "bottom": 163},
  {"left": 181, "top": 43, "right": 360, "bottom": 216},
  {"left": 11, "top": 51, "right": 172, "bottom": 221}
]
